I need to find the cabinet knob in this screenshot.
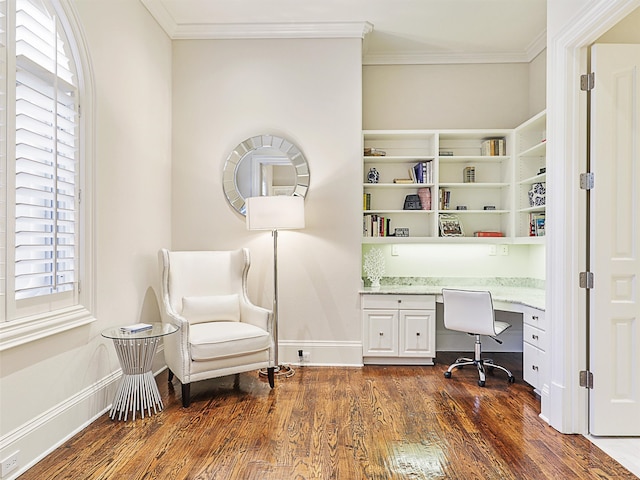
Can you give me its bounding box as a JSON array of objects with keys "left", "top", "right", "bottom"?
[
  {"left": 532, "top": 334, "right": 539, "bottom": 340},
  {"left": 532, "top": 315, "right": 539, "bottom": 321},
  {"left": 398, "top": 299, "right": 402, "bottom": 304},
  {"left": 379, "top": 332, "right": 384, "bottom": 336},
  {"left": 532, "top": 365, "right": 539, "bottom": 371},
  {"left": 416, "top": 332, "right": 420, "bottom": 336}
]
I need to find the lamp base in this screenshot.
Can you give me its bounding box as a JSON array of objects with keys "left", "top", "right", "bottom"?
[{"left": 259, "top": 364, "right": 295, "bottom": 378}]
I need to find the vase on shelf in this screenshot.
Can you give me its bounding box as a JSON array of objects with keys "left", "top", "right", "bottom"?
[{"left": 418, "top": 187, "right": 431, "bottom": 210}]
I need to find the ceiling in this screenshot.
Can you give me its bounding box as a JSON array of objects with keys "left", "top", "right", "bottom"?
[{"left": 140, "top": 0, "right": 547, "bottom": 65}]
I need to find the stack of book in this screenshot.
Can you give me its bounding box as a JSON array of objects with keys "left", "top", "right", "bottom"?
[
  {"left": 410, "top": 161, "right": 433, "bottom": 183},
  {"left": 481, "top": 137, "right": 506, "bottom": 156},
  {"left": 438, "top": 188, "right": 451, "bottom": 210},
  {"left": 363, "top": 214, "right": 391, "bottom": 237},
  {"left": 120, "top": 323, "right": 153, "bottom": 333},
  {"left": 473, "top": 231, "right": 504, "bottom": 237},
  {"left": 529, "top": 213, "right": 545, "bottom": 236},
  {"left": 363, "top": 193, "right": 371, "bottom": 210}
]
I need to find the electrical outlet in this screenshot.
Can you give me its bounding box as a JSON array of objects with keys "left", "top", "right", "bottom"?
[
  {"left": 488, "top": 245, "right": 497, "bottom": 256},
  {"left": 1, "top": 451, "right": 19, "bottom": 476},
  {"left": 302, "top": 352, "right": 310, "bottom": 362},
  {"left": 499, "top": 245, "right": 509, "bottom": 256},
  {"left": 391, "top": 244, "right": 399, "bottom": 256}
]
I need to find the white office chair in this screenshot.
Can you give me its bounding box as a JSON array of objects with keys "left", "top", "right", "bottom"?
[{"left": 441, "top": 288, "right": 515, "bottom": 387}]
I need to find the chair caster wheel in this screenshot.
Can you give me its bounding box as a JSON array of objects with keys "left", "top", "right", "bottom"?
[
  {"left": 444, "top": 371, "right": 452, "bottom": 378},
  {"left": 508, "top": 376, "right": 515, "bottom": 383},
  {"left": 478, "top": 380, "right": 486, "bottom": 387}
]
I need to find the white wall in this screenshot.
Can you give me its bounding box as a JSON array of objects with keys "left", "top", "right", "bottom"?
[
  {"left": 363, "top": 63, "right": 532, "bottom": 130},
  {"left": 0, "top": 0, "right": 172, "bottom": 474},
  {"left": 171, "top": 38, "right": 364, "bottom": 364},
  {"left": 529, "top": 50, "right": 547, "bottom": 116},
  {"left": 364, "top": 244, "right": 546, "bottom": 281}
]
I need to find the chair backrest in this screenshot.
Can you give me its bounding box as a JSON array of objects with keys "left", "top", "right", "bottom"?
[
  {"left": 160, "top": 249, "right": 250, "bottom": 316},
  {"left": 442, "top": 288, "right": 497, "bottom": 336}
]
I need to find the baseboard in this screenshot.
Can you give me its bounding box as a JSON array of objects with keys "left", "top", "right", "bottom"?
[
  {"left": 0, "top": 347, "right": 166, "bottom": 480},
  {"left": 279, "top": 340, "right": 363, "bottom": 366}
]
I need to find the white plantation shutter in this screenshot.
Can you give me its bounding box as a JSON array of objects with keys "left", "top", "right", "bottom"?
[{"left": 14, "top": 0, "right": 78, "bottom": 301}]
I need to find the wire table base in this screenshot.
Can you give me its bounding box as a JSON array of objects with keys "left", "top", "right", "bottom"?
[{"left": 109, "top": 337, "right": 163, "bottom": 421}]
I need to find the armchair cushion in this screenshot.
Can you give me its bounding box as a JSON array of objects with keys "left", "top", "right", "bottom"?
[
  {"left": 190, "top": 321, "right": 270, "bottom": 361},
  {"left": 181, "top": 294, "right": 240, "bottom": 324}
]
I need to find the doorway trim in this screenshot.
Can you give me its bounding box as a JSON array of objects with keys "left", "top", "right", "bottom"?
[{"left": 547, "top": 0, "right": 640, "bottom": 434}]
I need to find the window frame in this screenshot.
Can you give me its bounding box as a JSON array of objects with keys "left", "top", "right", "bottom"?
[{"left": 0, "top": 0, "right": 95, "bottom": 351}]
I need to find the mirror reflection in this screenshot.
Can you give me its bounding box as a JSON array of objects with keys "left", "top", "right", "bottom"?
[{"left": 223, "top": 134, "right": 310, "bottom": 215}]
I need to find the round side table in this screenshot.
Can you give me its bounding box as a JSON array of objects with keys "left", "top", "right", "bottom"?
[{"left": 101, "top": 322, "right": 178, "bottom": 421}]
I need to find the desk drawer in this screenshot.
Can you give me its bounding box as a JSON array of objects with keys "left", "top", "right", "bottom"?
[
  {"left": 523, "top": 342, "right": 545, "bottom": 391},
  {"left": 362, "top": 294, "right": 435, "bottom": 310},
  {"left": 523, "top": 323, "right": 547, "bottom": 352},
  {"left": 522, "top": 306, "right": 547, "bottom": 331}
]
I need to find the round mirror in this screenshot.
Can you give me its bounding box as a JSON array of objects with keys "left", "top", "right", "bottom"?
[{"left": 223, "top": 134, "right": 310, "bottom": 215}]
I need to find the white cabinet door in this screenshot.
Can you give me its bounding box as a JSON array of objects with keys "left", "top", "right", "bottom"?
[
  {"left": 400, "top": 310, "right": 435, "bottom": 357},
  {"left": 590, "top": 44, "right": 640, "bottom": 435},
  {"left": 363, "top": 309, "right": 398, "bottom": 356}
]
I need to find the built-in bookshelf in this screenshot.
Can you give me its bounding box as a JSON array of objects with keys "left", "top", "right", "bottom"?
[
  {"left": 514, "top": 110, "right": 546, "bottom": 242},
  {"left": 362, "top": 111, "right": 546, "bottom": 244}
]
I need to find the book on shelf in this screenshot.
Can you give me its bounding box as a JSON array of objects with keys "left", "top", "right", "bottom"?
[
  {"left": 481, "top": 137, "right": 506, "bottom": 156},
  {"left": 120, "top": 323, "right": 153, "bottom": 333},
  {"left": 393, "top": 178, "right": 414, "bottom": 184},
  {"left": 474, "top": 231, "right": 504, "bottom": 237},
  {"left": 363, "top": 193, "right": 371, "bottom": 210},
  {"left": 529, "top": 212, "right": 545, "bottom": 236},
  {"left": 411, "top": 160, "right": 433, "bottom": 184},
  {"left": 438, "top": 188, "right": 451, "bottom": 210},
  {"left": 363, "top": 214, "right": 391, "bottom": 237}
]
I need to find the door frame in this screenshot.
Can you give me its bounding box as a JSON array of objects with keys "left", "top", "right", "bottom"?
[{"left": 547, "top": 0, "right": 640, "bottom": 434}]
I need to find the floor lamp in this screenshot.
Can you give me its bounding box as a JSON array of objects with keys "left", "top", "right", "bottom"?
[{"left": 246, "top": 195, "right": 305, "bottom": 377}]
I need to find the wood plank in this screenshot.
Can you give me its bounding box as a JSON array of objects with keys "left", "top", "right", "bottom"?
[{"left": 18, "top": 353, "right": 637, "bottom": 479}]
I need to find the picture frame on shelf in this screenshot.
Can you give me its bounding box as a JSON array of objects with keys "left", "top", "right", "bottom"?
[{"left": 439, "top": 214, "right": 464, "bottom": 237}]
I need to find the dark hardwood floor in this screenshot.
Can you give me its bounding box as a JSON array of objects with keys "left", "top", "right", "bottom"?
[{"left": 20, "top": 353, "right": 637, "bottom": 479}]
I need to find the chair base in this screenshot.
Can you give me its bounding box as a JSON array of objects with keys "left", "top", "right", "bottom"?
[
  {"left": 168, "top": 367, "right": 276, "bottom": 408},
  {"left": 443, "top": 335, "right": 515, "bottom": 387}
]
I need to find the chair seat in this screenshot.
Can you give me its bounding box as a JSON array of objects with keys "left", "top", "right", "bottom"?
[{"left": 190, "top": 322, "right": 270, "bottom": 361}]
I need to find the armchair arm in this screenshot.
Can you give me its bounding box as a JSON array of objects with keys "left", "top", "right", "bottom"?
[{"left": 240, "top": 302, "right": 273, "bottom": 333}]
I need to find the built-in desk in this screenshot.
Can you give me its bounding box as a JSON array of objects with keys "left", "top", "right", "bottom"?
[{"left": 360, "top": 282, "right": 546, "bottom": 393}]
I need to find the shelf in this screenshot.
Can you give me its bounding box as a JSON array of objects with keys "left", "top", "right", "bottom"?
[
  {"left": 519, "top": 141, "right": 546, "bottom": 157},
  {"left": 364, "top": 156, "right": 435, "bottom": 163},
  {"left": 518, "top": 206, "right": 546, "bottom": 213},
  {"left": 363, "top": 183, "right": 434, "bottom": 188},
  {"left": 364, "top": 210, "right": 434, "bottom": 214},
  {"left": 439, "top": 155, "right": 508, "bottom": 163},
  {"left": 441, "top": 209, "right": 509, "bottom": 214},
  {"left": 362, "top": 236, "right": 511, "bottom": 244},
  {"left": 518, "top": 173, "right": 546, "bottom": 185},
  {"left": 438, "top": 182, "right": 510, "bottom": 188}
]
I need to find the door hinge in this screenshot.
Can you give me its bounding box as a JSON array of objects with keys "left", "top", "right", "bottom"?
[
  {"left": 579, "top": 370, "right": 594, "bottom": 389},
  {"left": 581, "top": 72, "right": 595, "bottom": 91},
  {"left": 579, "top": 271, "right": 594, "bottom": 289},
  {"left": 580, "top": 172, "right": 594, "bottom": 190}
]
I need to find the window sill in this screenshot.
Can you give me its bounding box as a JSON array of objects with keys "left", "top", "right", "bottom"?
[{"left": 0, "top": 306, "right": 96, "bottom": 351}]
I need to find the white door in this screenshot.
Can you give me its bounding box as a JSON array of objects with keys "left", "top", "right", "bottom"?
[{"left": 590, "top": 43, "right": 640, "bottom": 435}]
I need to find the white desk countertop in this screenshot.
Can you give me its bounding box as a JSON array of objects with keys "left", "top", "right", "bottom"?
[{"left": 360, "top": 284, "right": 545, "bottom": 311}]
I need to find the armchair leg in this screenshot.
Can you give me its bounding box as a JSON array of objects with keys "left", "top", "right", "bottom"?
[
  {"left": 168, "top": 369, "right": 174, "bottom": 383},
  {"left": 182, "top": 383, "right": 191, "bottom": 408},
  {"left": 267, "top": 367, "right": 275, "bottom": 388}
]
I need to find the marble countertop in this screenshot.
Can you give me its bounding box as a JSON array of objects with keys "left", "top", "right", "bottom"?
[{"left": 360, "top": 280, "right": 545, "bottom": 311}]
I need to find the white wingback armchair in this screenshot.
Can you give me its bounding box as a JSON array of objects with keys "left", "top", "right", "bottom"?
[{"left": 158, "top": 248, "right": 275, "bottom": 407}]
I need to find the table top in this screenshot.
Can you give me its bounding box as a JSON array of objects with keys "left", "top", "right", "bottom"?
[
  {"left": 361, "top": 284, "right": 545, "bottom": 311},
  {"left": 101, "top": 322, "right": 178, "bottom": 340}
]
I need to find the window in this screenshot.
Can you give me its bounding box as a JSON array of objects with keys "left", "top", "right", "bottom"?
[{"left": 0, "top": 0, "right": 94, "bottom": 348}]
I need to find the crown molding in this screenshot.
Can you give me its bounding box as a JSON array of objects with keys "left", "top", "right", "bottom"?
[
  {"left": 171, "top": 21, "right": 373, "bottom": 40},
  {"left": 362, "top": 51, "right": 531, "bottom": 66},
  {"left": 141, "top": 1, "right": 373, "bottom": 40},
  {"left": 526, "top": 29, "right": 547, "bottom": 62}
]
